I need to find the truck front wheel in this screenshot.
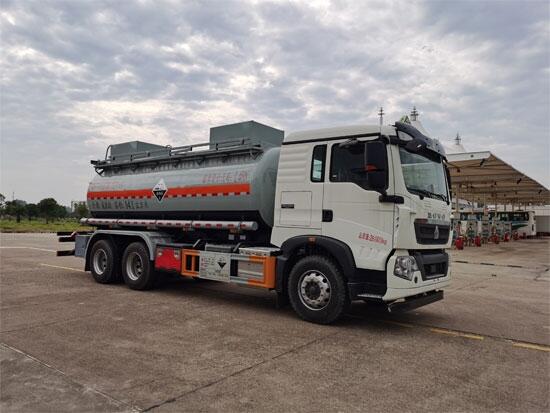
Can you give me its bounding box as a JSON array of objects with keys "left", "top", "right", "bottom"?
[
  {"left": 288, "top": 255, "right": 349, "bottom": 324},
  {"left": 122, "top": 242, "right": 155, "bottom": 290},
  {"left": 90, "top": 239, "right": 119, "bottom": 284}
]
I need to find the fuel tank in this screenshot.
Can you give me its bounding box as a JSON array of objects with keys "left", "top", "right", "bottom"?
[{"left": 87, "top": 121, "right": 283, "bottom": 228}]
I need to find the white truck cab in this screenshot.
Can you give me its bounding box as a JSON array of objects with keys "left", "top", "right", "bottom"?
[{"left": 271, "top": 121, "right": 451, "bottom": 322}]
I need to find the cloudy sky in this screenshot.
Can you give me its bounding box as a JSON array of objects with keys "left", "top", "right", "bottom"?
[{"left": 1, "top": 0, "right": 549, "bottom": 205}]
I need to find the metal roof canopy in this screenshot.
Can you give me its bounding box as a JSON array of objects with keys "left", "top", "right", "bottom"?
[{"left": 446, "top": 151, "right": 550, "bottom": 206}]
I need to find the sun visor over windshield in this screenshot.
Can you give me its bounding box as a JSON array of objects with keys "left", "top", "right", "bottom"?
[{"left": 395, "top": 121, "right": 446, "bottom": 158}]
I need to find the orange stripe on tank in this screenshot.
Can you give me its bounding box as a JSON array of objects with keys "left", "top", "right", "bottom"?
[
  {"left": 87, "top": 183, "right": 251, "bottom": 200},
  {"left": 167, "top": 184, "right": 250, "bottom": 197},
  {"left": 87, "top": 189, "right": 152, "bottom": 199}
]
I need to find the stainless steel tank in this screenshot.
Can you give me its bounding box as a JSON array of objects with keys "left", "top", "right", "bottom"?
[{"left": 87, "top": 121, "right": 283, "bottom": 228}]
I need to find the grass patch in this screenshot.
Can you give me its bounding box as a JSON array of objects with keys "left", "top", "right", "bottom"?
[{"left": 0, "top": 218, "right": 92, "bottom": 233}]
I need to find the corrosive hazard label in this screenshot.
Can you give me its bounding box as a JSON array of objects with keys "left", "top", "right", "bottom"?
[
  {"left": 152, "top": 179, "right": 167, "bottom": 202},
  {"left": 199, "top": 251, "right": 230, "bottom": 282}
]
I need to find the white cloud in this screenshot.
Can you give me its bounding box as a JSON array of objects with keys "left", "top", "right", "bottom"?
[
  {"left": 2, "top": 45, "right": 87, "bottom": 76},
  {"left": 114, "top": 69, "right": 138, "bottom": 84},
  {"left": 61, "top": 99, "right": 250, "bottom": 150},
  {"left": 0, "top": 10, "right": 16, "bottom": 25}
]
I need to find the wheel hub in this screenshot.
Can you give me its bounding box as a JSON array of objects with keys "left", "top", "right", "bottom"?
[
  {"left": 126, "top": 252, "right": 143, "bottom": 281},
  {"left": 305, "top": 282, "right": 321, "bottom": 299},
  {"left": 298, "top": 271, "right": 331, "bottom": 311},
  {"left": 92, "top": 249, "right": 107, "bottom": 275}
]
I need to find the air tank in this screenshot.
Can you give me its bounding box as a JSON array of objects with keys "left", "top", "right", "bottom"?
[{"left": 87, "top": 121, "right": 283, "bottom": 228}]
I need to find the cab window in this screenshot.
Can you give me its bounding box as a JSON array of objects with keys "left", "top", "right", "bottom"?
[
  {"left": 310, "top": 145, "right": 326, "bottom": 182},
  {"left": 330, "top": 141, "right": 385, "bottom": 190}
]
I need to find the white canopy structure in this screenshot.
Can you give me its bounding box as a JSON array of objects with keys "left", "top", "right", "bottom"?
[{"left": 446, "top": 151, "right": 550, "bottom": 206}]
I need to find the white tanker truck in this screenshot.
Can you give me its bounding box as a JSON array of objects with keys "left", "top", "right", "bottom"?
[{"left": 58, "top": 120, "right": 452, "bottom": 324}]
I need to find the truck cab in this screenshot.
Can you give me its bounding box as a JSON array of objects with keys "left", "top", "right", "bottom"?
[{"left": 271, "top": 121, "right": 451, "bottom": 322}]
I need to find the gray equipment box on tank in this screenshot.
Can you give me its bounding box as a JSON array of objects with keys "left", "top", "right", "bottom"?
[
  {"left": 108, "top": 141, "right": 169, "bottom": 162},
  {"left": 209, "top": 121, "right": 284, "bottom": 149}
]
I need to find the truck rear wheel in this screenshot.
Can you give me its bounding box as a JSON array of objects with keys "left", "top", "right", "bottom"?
[
  {"left": 90, "top": 239, "right": 119, "bottom": 284},
  {"left": 122, "top": 242, "right": 155, "bottom": 290},
  {"left": 288, "top": 255, "right": 349, "bottom": 324}
]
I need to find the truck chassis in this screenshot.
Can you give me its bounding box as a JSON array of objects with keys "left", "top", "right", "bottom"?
[{"left": 58, "top": 220, "right": 444, "bottom": 324}]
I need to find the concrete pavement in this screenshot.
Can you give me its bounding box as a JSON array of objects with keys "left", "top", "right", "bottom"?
[{"left": 1, "top": 233, "right": 548, "bottom": 412}]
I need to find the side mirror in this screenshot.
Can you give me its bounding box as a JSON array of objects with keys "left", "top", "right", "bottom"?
[{"left": 365, "top": 141, "right": 388, "bottom": 192}]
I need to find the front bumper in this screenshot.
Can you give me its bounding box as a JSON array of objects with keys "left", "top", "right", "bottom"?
[
  {"left": 387, "top": 290, "right": 443, "bottom": 313},
  {"left": 348, "top": 248, "right": 451, "bottom": 306},
  {"left": 383, "top": 274, "right": 450, "bottom": 301},
  {"left": 383, "top": 249, "right": 450, "bottom": 300}
]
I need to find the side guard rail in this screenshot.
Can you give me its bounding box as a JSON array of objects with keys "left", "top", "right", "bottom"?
[{"left": 56, "top": 231, "right": 92, "bottom": 256}]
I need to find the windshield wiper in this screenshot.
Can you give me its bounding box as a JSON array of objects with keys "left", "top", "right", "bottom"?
[{"left": 408, "top": 187, "right": 447, "bottom": 202}]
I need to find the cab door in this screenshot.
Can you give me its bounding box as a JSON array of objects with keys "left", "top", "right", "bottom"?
[
  {"left": 322, "top": 139, "right": 395, "bottom": 271},
  {"left": 275, "top": 143, "right": 325, "bottom": 231}
]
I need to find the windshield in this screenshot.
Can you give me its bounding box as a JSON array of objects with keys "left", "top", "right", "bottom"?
[{"left": 399, "top": 147, "right": 448, "bottom": 202}]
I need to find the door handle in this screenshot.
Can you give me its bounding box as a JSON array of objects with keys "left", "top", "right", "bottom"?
[
  {"left": 281, "top": 204, "right": 295, "bottom": 209},
  {"left": 379, "top": 194, "right": 404, "bottom": 204},
  {"left": 322, "top": 209, "right": 333, "bottom": 222}
]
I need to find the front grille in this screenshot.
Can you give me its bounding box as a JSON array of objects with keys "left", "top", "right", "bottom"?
[
  {"left": 412, "top": 250, "right": 449, "bottom": 280},
  {"left": 423, "top": 261, "right": 447, "bottom": 279},
  {"left": 414, "top": 221, "right": 450, "bottom": 244}
]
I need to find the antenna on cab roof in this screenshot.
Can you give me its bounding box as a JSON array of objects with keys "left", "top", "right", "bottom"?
[{"left": 410, "top": 106, "right": 419, "bottom": 121}]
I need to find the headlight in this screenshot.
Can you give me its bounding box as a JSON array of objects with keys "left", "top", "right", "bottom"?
[{"left": 394, "top": 256, "right": 419, "bottom": 280}]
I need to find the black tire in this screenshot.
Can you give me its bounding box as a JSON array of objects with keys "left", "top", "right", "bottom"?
[
  {"left": 288, "top": 255, "right": 350, "bottom": 324},
  {"left": 89, "top": 239, "right": 120, "bottom": 284},
  {"left": 192, "top": 277, "right": 212, "bottom": 283},
  {"left": 121, "top": 242, "right": 155, "bottom": 290}
]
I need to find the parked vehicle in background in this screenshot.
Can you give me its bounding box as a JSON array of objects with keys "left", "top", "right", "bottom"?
[{"left": 459, "top": 210, "right": 536, "bottom": 238}]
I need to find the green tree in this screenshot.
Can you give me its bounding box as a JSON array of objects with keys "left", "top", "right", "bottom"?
[
  {"left": 5, "top": 200, "right": 26, "bottom": 223},
  {"left": 75, "top": 203, "right": 89, "bottom": 219},
  {"left": 0, "top": 193, "right": 5, "bottom": 216},
  {"left": 25, "top": 203, "right": 39, "bottom": 221},
  {"left": 56, "top": 205, "right": 68, "bottom": 219},
  {"left": 38, "top": 198, "right": 60, "bottom": 223}
]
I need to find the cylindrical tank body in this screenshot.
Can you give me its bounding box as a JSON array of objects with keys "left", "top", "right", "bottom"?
[{"left": 87, "top": 147, "right": 280, "bottom": 227}]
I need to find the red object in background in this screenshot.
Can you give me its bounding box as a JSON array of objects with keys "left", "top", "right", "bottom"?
[
  {"left": 493, "top": 235, "right": 500, "bottom": 244},
  {"left": 513, "top": 232, "right": 519, "bottom": 240},
  {"left": 455, "top": 237, "right": 464, "bottom": 250},
  {"left": 504, "top": 233, "right": 510, "bottom": 242},
  {"left": 474, "top": 236, "right": 481, "bottom": 247},
  {"left": 154, "top": 245, "right": 182, "bottom": 272}
]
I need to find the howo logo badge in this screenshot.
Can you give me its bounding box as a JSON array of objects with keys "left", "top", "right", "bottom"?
[
  {"left": 428, "top": 212, "right": 446, "bottom": 220},
  {"left": 434, "top": 225, "right": 440, "bottom": 240}
]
